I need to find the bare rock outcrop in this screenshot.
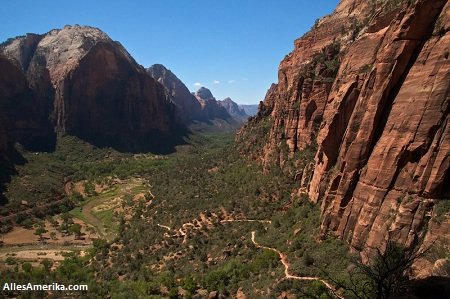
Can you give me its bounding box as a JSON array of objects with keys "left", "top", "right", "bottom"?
[
  {"left": 1, "top": 25, "right": 182, "bottom": 152},
  {"left": 194, "top": 87, "right": 232, "bottom": 121},
  {"left": 315, "top": 0, "right": 449, "bottom": 252},
  {"left": 0, "top": 54, "right": 55, "bottom": 151},
  {"left": 147, "top": 64, "right": 204, "bottom": 122},
  {"left": 148, "top": 65, "right": 240, "bottom": 125},
  {"left": 237, "top": 0, "right": 449, "bottom": 255},
  {"left": 218, "top": 97, "right": 248, "bottom": 122},
  {"left": 0, "top": 54, "right": 55, "bottom": 203}
]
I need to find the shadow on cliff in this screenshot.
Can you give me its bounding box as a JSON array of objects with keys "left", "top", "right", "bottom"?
[
  {"left": 0, "top": 147, "right": 28, "bottom": 206},
  {"left": 187, "top": 117, "right": 244, "bottom": 134},
  {"left": 0, "top": 132, "right": 56, "bottom": 205},
  {"left": 74, "top": 125, "right": 189, "bottom": 155},
  {"left": 404, "top": 276, "right": 450, "bottom": 299}
]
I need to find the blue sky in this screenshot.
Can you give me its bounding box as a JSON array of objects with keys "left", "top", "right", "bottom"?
[{"left": 1, "top": 0, "right": 339, "bottom": 104}]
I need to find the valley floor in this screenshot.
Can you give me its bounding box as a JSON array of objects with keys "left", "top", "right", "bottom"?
[{"left": 2, "top": 131, "right": 439, "bottom": 298}]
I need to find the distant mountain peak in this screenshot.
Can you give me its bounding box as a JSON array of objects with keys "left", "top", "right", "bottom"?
[
  {"left": 147, "top": 64, "right": 203, "bottom": 122},
  {"left": 148, "top": 63, "right": 169, "bottom": 75},
  {"left": 195, "top": 87, "right": 214, "bottom": 100},
  {"left": 239, "top": 104, "right": 258, "bottom": 116},
  {"left": 218, "top": 97, "right": 247, "bottom": 118}
]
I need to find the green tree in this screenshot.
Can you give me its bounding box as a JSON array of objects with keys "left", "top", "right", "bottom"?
[
  {"left": 325, "top": 239, "right": 427, "bottom": 299},
  {"left": 168, "top": 287, "right": 180, "bottom": 299},
  {"left": 22, "top": 262, "right": 32, "bottom": 273},
  {"left": 34, "top": 226, "right": 48, "bottom": 241},
  {"left": 183, "top": 276, "right": 197, "bottom": 297},
  {"left": 92, "top": 238, "right": 110, "bottom": 255},
  {"left": 69, "top": 223, "right": 82, "bottom": 239},
  {"left": 21, "top": 218, "right": 34, "bottom": 229},
  {"left": 47, "top": 216, "right": 59, "bottom": 228},
  {"left": 71, "top": 191, "right": 84, "bottom": 202},
  {"left": 41, "top": 259, "right": 53, "bottom": 272},
  {"left": 61, "top": 212, "right": 73, "bottom": 232},
  {"left": 303, "top": 252, "right": 315, "bottom": 266}
]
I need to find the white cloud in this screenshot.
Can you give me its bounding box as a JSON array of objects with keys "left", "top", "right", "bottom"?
[
  {"left": 242, "top": 77, "right": 249, "bottom": 81},
  {"left": 213, "top": 80, "right": 220, "bottom": 84},
  {"left": 228, "top": 80, "right": 236, "bottom": 84},
  {"left": 193, "top": 82, "right": 202, "bottom": 87}
]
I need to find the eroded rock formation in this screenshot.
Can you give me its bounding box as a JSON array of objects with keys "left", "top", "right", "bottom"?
[
  {"left": 0, "top": 54, "right": 55, "bottom": 151},
  {"left": 218, "top": 97, "right": 248, "bottom": 122},
  {"left": 147, "top": 64, "right": 204, "bottom": 122},
  {"left": 0, "top": 54, "right": 55, "bottom": 203},
  {"left": 148, "top": 64, "right": 239, "bottom": 124},
  {"left": 194, "top": 87, "right": 232, "bottom": 121},
  {"left": 237, "top": 0, "right": 449, "bottom": 253},
  {"left": 1, "top": 25, "right": 181, "bottom": 152}
]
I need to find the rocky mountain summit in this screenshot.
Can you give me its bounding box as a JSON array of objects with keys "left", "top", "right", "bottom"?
[
  {"left": 0, "top": 25, "right": 181, "bottom": 152},
  {"left": 193, "top": 87, "right": 231, "bottom": 121},
  {"left": 218, "top": 97, "right": 248, "bottom": 122},
  {"left": 237, "top": 0, "right": 450, "bottom": 254},
  {"left": 147, "top": 64, "right": 237, "bottom": 123}
]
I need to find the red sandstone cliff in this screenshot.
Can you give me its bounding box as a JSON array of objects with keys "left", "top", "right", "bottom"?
[
  {"left": 0, "top": 54, "right": 54, "bottom": 151},
  {"left": 0, "top": 54, "right": 56, "bottom": 202},
  {"left": 193, "top": 87, "right": 233, "bottom": 121},
  {"left": 1, "top": 25, "right": 181, "bottom": 152},
  {"left": 237, "top": 0, "right": 449, "bottom": 253}
]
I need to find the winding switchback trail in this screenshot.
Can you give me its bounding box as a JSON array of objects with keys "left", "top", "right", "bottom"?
[
  {"left": 157, "top": 224, "right": 172, "bottom": 231},
  {"left": 155, "top": 216, "right": 342, "bottom": 297},
  {"left": 251, "top": 231, "right": 344, "bottom": 299},
  {"left": 220, "top": 219, "right": 271, "bottom": 224}
]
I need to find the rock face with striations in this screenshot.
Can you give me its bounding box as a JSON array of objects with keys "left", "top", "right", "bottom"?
[
  {"left": 237, "top": 0, "right": 450, "bottom": 254},
  {"left": 147, "top": 64, "right": 204, "bottom": 122},
  {"left": 0, "top": 56, "right": 17, "bottom": 174},
  {"left": 0, "top": 54, "right": 55, "bottom": 152},
  {"left": 1, "top": 25, "right": 180, "bottom": 152},
  {"left": 0, "top": 54, "right": 56, "bottom": 202},
  {"left": 147, "top": 64, "right": 236, "bottom": 123},
  {"left": 194, "top": 87, "right": 232, "bottom": 121}
]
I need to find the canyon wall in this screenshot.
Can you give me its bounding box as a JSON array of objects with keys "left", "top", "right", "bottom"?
[
  {"left": 237, "top": 0, "right": 449, "bottom": 252},
  {"left": 0, "top": 54, "right": 55, "bottom": 151},
  {"left": 193, "top": 87, "right": 232, "bottom": 121},
  {"left": 1, "top": 25, "right": 181, "bottom": 152},
  {"left": 148, "top": 64, "right": 239, "bottom": 123},
  {"left": 218, "top": 97, "right": 248, "bottom": 122},
  {"left": 147, "top": 64, "right": 204, "bottom": 122}
]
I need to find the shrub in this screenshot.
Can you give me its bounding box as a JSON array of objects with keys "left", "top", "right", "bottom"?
[
  {"left": 303, "top": 252, "right": 315, "bottom": 266},
  {"left": 433, "top": 199, "right": 450, "bottom": 224}
]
